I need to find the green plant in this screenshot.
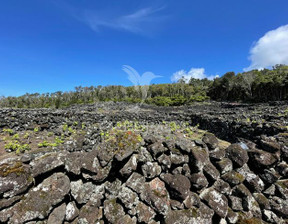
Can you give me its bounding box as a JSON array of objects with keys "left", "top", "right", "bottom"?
[
  {"left": 102, "top": 126, "right": 143, "bottom": 155},
  {"left": 3, "top": 128, "right": 14, "bottom": 135},
  {"left": 23, "top": 132, "right": 30, "bottom": 139},
  {"left": 68, "top": 127, "right": 76, "bottom": 134},
  {"left": 4, "top": 141, "right": 30, "bottom": 153},
  {"left": 184, "top": 127, "right": 194, "bottom": 136},
  {"left": 54, "top": 137, "right": 64, "bottom": 145},
  {"left": 34, "top": 127, "right": 39, "bottom": 132},
  {"left": 38, "top": 136, "right": 64, "bottom": 148},
  {"left": 62, "top": 124, "right": 68, "bottom": 132},
  {"left": 62, "top": 124, "right": 76, "bottom": 134},
  {"left": 12, "top": 133, "right": 19, "bottom": 140},
  {"left": 169, "top": 122, "right": 180, "bottom": 132},
  {"left": 5, "top": 141, "right": 19, "bottom": 151},
  {"left": 81, "top": 123, "right": 86, "bottom": 129},
  {"left": 38, "top": 140, "right": 50, "bottom": 147}
]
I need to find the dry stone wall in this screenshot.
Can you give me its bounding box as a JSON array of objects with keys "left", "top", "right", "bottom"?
[
  {"left": 0, "top": 132, "right": 287, "bottom": 223},
  {"left": 0, "top": 102, "right": 287, "bottom": 223}
]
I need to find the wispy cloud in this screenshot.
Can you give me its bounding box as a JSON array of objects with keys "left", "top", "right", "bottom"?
[
  {"left": 81, "top": 6, "right": 166, "bottom": 34},
  {"left": 171, "top": 68, "right": 218, "bottom": 83},
  {"left": 245, "top": 24, "right": 288, "bottom": 71}
]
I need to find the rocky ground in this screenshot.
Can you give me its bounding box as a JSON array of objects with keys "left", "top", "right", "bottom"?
[{"left": 0, "top": 102, "right": 287, "bottom": 224}]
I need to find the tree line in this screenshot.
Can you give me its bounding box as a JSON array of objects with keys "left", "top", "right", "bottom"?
[
  {"left": 209, "top": 64, "right": 288, "bottom": 102},
  {"left": 0, "top": 65, "right": 287, "bottom": 108}
]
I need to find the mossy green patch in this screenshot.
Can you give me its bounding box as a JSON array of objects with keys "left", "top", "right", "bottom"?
[{"left": 0, "top": 161, "right": 25, "bottom": 177}]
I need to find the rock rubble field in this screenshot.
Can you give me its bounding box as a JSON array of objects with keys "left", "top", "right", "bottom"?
[{"left": 0, "top": 102, "right": 287, "bottom": 224}]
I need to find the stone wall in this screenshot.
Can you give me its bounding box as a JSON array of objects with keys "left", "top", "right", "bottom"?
[
  {"left": 0, "top": 102, "right": 287, "bottom": 223},
  {"left": 0, "top": 102, "right": 287, "bottom": 142},
  {"left": 0, "top": 131, "right": 287, "bottom": 223}
]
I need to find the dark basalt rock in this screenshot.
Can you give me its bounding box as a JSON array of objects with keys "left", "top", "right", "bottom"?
[
  {"left": 190, "top": 146, "right": 209, "bottom": 171},
  {"left": 188, "top": 172, "right": 209, "bottom": 190},
  {"left": 120, "top": 154, "right": 138, "bottom": 177},
  {"left": 203, "top": 162, "right": 220, "bottom": 182},
  {"left": 147, "top": 141, "right": 167, "bottom": 158},
  {"left": 103, "top": 199, "right": 126, "bottom": 223},
  {"left": 202, "top": 133, "right": 219, "bottom": 150},
  {"left": 30, "top": 152, "right": 66, "bottom": 177},
  {"left": 199, "top": 187, "right": 228, "bottom": 218},
  {"left": 0, "top": 173, "right": 70, "bottom": 223},
  {"left": 248, "top": 149, "right": 278, "bottom": 169},
  {"left": 70, "top": 180, "right": 104, "bottom": 205},
  {"left": 135, "top": 201, "right": 156, "bottom": 223},
  {"left": 213, "top": 179, "right": 232, "bottom": 196},
  {"left": 160, "top": 173, "right": 191, "bottom": 201},
  {"left": 140, "top": 177, "right": 170, "bottom": 216},
  {"left": 0, "top": 102, "right": 287, "bottom": 223},
  {"left": 222, "top": 170, "right": 245, "bottom": 186},
  {"left": 164, "top": 204, "right": 214, "bottom": 224},
  {"left": 47, "top": 203, "right": 66, "bottom": 224},
  {"left": 183, "top": 192, "right": 201, "bottom": 208},
  {"left": 226, "top": 143, "right": 249, "bottom": 168},
  {"left": 78, "top": 201, "right": 103, "bottom": 223},
  {"left": 0, "top": 160, "right": 33, "bottom": 198},
  {"left": 65, "top": 201, "right": 79, "bottom": 222},
  {"left": 142, "top": 162, "right": 161, "bottom": 179},
  {"left": 215, "top": 158, "right": 233, "bottom": 174}
]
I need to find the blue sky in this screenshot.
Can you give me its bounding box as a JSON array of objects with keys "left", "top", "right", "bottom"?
[{"left": 0, "top": 0, "right": 288, "bottom": 96}]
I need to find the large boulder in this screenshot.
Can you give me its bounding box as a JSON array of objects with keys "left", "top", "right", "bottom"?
[
  {"left": 135, "top": 201, "right": 156, "bottom": 223},
  {"left": 78, "top": 201, "right": 103, "bottom": 223},
  {"left": 47, "top": 203, "right": 66, "bottom": 224},
  {"left": 175, "top": 137, "right": 195, "bottom": 153},
  {"left": 221, "top": 171, "right": 245, "bottom": 186},
  {"left": 164, "top": 203, "right": 214, "bottom": 224},
  {"left": 147, "top": 141, "right": 168, "bottom": 158},
  {"left": 190, "top": 146, "right": 209, "bottom": 171},
  {"left": 70, "top": 180, "right": 104, "bottom": 205},
  {"left": 237, "top": 164, "right": 265, "bottom": 192},
  {"left": 226, "top": 144, "right": 249, "bottom": 168},
  {"left": 248, "top": 149, "right": 278, "bottom": 169},
  {"left": 202, "top": 133, "right": 219, "bottom": 150},
  {"left": 0, "top": 173, "right": 70, "bottom": 223},
  {"left": 0, "top": 160, "right": 33, "bottom": 198},
  {"left": 117, "top": 185, "right": 139, "bottom": 215},
  {"left": 142, "top": 162, "right": 162, "bottom": 179},
  {"left": 104, "top": 199, "right": 136, "bottom": 224},
  {"left": 140, "top": 177, "right": 170, "bottom": 216},
  {"left": 120, "top": 154, "right": 138, "bottom": 177},
  {"left": 200, "top": 188, "right": 228, "bottom": 218},
  {"left": 65, "top": 201, "right": 79, "bottom": 222},
  {"left": 30, "top": 152, "right": 66, "bottom": 177},
  {"left": 215, "top": 158, "right": 233, "bottom": 174},
  {"left": 189, "top": 172, "right": 209, "bottom": 190},
  {"left": 160, "top": 173, "right": 191, "bottom": 201},
  {"left": 126, "top": 172, "right": 146, "bottom": 195}
]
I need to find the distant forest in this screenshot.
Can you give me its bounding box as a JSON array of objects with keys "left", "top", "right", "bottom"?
[{"left": 1, "top": 65, "right": 288, "bottom": 108}]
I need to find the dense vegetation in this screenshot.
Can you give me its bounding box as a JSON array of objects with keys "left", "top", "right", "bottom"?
[
  {"left": 209, "top": 64, "right": 288, "bottom": 102},
  {"left": 0, "top": 65, "right": 287, "bottom": 108}
]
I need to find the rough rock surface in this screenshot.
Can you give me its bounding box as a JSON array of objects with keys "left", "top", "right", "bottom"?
[
  {"left": 0, "top": 172, "right": 70, "bottom": 223},
  {"left": 0, "top": 102, "right": 287, "bottom": 223}
]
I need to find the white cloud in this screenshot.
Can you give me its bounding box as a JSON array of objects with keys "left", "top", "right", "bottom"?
[
  {"left": 245, "top": 24, "right": 288, "bottom": 71},
  {"left": 171, "top": 68, "right": 218, "bottom": 83},
  {"left": 82, "top": 6, "right": 165, "bottom": 34}
]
